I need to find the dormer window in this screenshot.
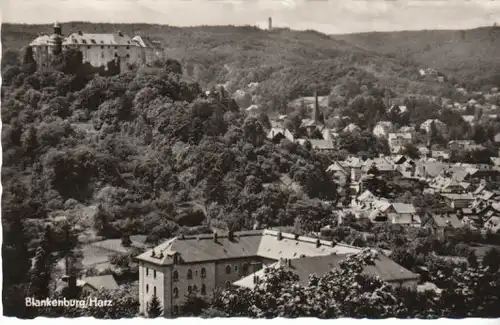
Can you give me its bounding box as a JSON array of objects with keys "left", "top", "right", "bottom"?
[{"left": 201, "top": 268, "right": 206, "bottom": 278}]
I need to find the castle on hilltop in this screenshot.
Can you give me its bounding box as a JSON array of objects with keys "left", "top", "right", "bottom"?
[{"left": 29, "top": 22, "right": 164, "bottom": 71}]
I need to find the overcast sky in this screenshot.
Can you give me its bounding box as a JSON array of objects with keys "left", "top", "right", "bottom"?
[{"left": 2, "top": 0, "right": 500, "bottom": 34}]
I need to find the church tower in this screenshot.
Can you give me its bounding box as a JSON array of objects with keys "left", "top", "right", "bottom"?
[
  {"left": 312, "top": 91, "right": 322, "bottom": 123},
  {"left": 268, "top": 17, "right": 272, "bottom": 30}
]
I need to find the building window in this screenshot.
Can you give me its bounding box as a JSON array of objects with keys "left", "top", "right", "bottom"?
[
  {"left": 154, "top": 286, "right": 156, "bottom": 296},
  {"left": 173, "top": 287, "right": 178, "bottom": 298},
  {"left": 201, "top": 284, "right": 206, "bottom": 295},
  {"left": 187, "top": 269, "right": 192, "bottom": 280},
  {"left": 173, "top": 270, "right": 178, "bottom": 282},
  {"left": 87, "top": 46, "right": 90, "bottom": 49},
  {"left": 146, "top": 284, "right": 149, "bottom": 293},
  {"left": 188, "top": 285, "right": 192, "bottom": 294},
  {"left": 195, "top": 270, "right": 198, "bottom": 276},
  {"left": 201, "top": 268, "right": 206, "bottom": 278},
  {"left": 114, "top": 46, "right": 118, "bottom": 49},
  {"left": 146, "top": 268, "right": 149, "bottom": 276},
  {"left": 234, "top": 265, "right": 238, "bottom": 272},
  {"left": 173, "top": 306, "right": 179, "bottom": 314},
  {"left": 114, "top": 53, "right": 118, "bottom": 58},
  {"left": 225, "top": 265, "right": 231, "bottom": 274},
  {"left": 126, "top": 46, "right": 130, "bottom": 49},
  {"left": 101, "top": 45, "right": 104, "bottom": 49},
  {"left": 154, "top": 270, "right": 156, "bottom": 279},
  {"left": 126, "top": 54, "right": 130, "bottom": 58},
  {"left": 225, "top": 281, "right": 231, "bottom": 289},
  {"left": 193, "top": 285, "right": 198, "bottom": 293}
]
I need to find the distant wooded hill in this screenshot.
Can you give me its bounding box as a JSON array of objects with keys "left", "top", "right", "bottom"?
[
  {"left": 2, "top": 22, "right": 497, "bottom": 107},
  {"left": 334, "top": 26, "right": 500, "bottom": 89}
]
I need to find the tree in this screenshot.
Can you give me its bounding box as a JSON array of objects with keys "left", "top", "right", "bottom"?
[
  {"left": 28, "top": 226, "right": 54, "bottom": 299},
  {"left": 467, "top": 250, "right": 478, "bottom": 268},
  {"left": 147, "top": 293, "right": 163, "bottom": 318},
  {"left": 342, "top": 176, "right": 352, "bottom": 207},
  {"left": 482, "top": 248, "right": 500, "bottom": 272},
  {"left": 22, "top": 46, "right": 37, "bottom": 74}
]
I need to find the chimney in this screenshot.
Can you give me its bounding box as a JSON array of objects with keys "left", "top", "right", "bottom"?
[
  {"left": 151, "top": 250, "right": 156, "bottom": 258},
  {"left": 268, "top": 17, "right": 272, "bottom": 30},
  {"left": 316, "top": 239, "right": 321, "bottom": 248},
  {"left": 287, "top": 259, "right": 291, "bottom": 267},
  {"left": 118, "top": 31, "right": 124, "bottom": 37},
  {"left": 294, "top": 233, "right": 299, "bottom": 240}
]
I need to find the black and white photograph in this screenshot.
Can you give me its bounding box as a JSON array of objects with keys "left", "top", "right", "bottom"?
[{"left": 2, "top": 0, "right": 500, "bottom": 320}]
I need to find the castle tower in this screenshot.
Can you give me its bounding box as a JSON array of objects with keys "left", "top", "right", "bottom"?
[
  {"left": 51, "top": 22, "right": 63, "bottom": 55},
  {"left": 53, "top": 21, "right": 62, "bottom": 35},
  {"left": 268, "top": 17, "right": 272, "bottom": 30}
]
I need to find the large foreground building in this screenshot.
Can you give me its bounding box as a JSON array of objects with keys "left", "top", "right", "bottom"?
[
  {"left": 136, "top": 229, "right": 419, "bottom": 317},
  {"left": 29, "top": 22, "right": 164, "bottom": 71}
]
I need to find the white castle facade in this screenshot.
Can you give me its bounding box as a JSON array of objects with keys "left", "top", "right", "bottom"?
[{"left": 29, "top": 23, "right": 164, "bottom": 71}]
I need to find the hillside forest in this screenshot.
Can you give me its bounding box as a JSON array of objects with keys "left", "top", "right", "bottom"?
[{"left": 2, "top": 23, "right": 500, "bottom": 318}]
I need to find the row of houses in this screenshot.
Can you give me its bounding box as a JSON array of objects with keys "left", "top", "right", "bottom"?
[{"left": 326, "top": 154, "right": 500, "bottom": 232}]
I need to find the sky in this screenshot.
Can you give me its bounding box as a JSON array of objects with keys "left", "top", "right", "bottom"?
[{"left": 2, "top": 0, "right": 500, "bottom": 34}]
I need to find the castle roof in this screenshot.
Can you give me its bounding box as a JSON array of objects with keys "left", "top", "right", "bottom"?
[
  {"left": 30, "top": 31, "right": 161, "bottom": 48},
  {"left": 136, "top": 229, "right": 361, "bottom": 266}
]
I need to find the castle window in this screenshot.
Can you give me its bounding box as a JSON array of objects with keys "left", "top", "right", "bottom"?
[
  {"left": 187, "top": 269, "right": 192, "bottom": 280},
  {"left": 225, "top": 265, "right": 231, "bottom": 274},
  {"left": 201, "top": 268, "right": 206, "bottom": 278},
  {"left": 173, "top": 287, "right": 178, "bottom": 298},
  {"left": 225, "top": 281, "right": 231, "bottom": 289},
  {"left": 173, "top": 270, "right": 178, "bottom": 282},
  {"left": 114, "top": 53, "right": 118, "bottom": 58},
  {"left": 201, "top": 284, "right": 206, "bottom": 295},
  {"left": 82, "top": 39, "right": 87, "bottom": 44},
  {"left": 153, "top": 286, "right": 156, "bottom": 296},
  {"left": 154, "top": 270, "right": 157, "bottom": 279},
  {"left": 146, "top": 284, "right": 149, "bottom": 293},
  {"left": 234, "top": 265, "right": 238, "bottom": 272},
  {"left": 146, "top": 268, "right": 149, "bottom": 276}
]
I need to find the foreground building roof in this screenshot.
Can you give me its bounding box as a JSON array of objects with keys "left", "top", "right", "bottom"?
[
  {"left": 234, "top": 252, "right": 420, "bottom": 289},
  {"left": 136, "top": 229, "right": 362, "bottom": 266}
]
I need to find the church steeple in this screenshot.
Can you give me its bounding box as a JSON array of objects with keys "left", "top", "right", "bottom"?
[{"left": 312, "top": 91, "right": 323, "bottom": 123}]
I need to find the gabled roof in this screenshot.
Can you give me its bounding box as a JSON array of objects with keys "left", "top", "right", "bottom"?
[
  {"left": 429, "top": 214, "right": 463, "bottom": 229},
  {"left": 357, "top": 190, "right": 377, "bottom": 202},
  {"left": 392, "top": 203, "right": 417, "bottom": 214},
  {"left": 136, "top": 230, "right": 361, "bottom": 266},
  {"left": 79, "top": 275, "right": 119, "bottom": 291},
  {"left": 233, "top": 252, "right": 419, "bottom": 289},
  {"left": 440, "top": 193, "right": 475, "bottom": 200}
]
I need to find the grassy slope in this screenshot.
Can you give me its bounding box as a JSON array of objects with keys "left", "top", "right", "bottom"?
[
  {"left": 334, "top": 26, "right": 500, "bottom": 87},
  {"left": 1, "top": 22, "right": 463, "bottom": 101}
]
